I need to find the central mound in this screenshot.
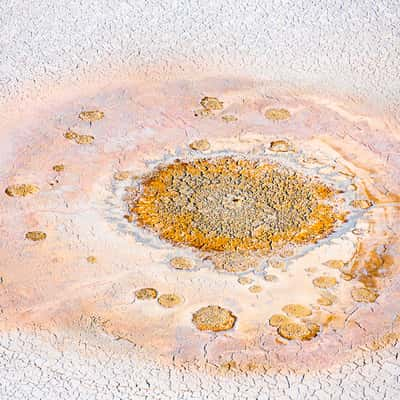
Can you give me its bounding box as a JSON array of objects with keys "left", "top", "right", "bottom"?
[{"left": 132, "top": 157, "right": 339, "bottom": 252}]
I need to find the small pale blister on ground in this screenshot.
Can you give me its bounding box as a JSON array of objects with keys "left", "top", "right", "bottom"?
[
  {"left": 158, "top": 294, "right": 182, "bottom": 308},
  {"left": 269, "top": 314, "right": 290, "bottom": 327},
  {"left": 351, "top": 287, "right": 378, "bottom": 303},
  {"left": 305, "top": 322, "right": 320, "bottom": 339},
  {"left": 211, "top": 253, "right": 260, "bottom": 273},
  {"left": 280, "top": 321, "right": 319, "bottom": 341},
  {"left": 170, "top": 257, "right": 194, "bottom": 270},
  {"left": 264, "top": 274, "right": 278, "bottom": 282},
  {"left": 25, "top": 231, "right": 47, "bottom": 241},
  {"left": 189, "top": 139, "right": 211, "bottom": 152},
  {"left": 317, "top": 296, "right": 333, "bottom": 306},
  {"left": 124, "top": 214, "right": 134, "bottom": 223},
  {"left": 238, "top": 276, "right": 253, "bottom": 285},
  {"left": 5, "top": 184, "right": 39, "bottom": 197},
  {"left": 269, "top": 260, "right": 285, "bottom": 269},
  {"left": 282, "top": 304, "right": 312, "bottom": 318},
  {"left": 75, "top": 134, "right": 95, "bottom": 144},
  {"left": 52, "top": 164, "right": 65, "bottom": 172},
  {"left": 249, "top": 284, "right": 263, "bottom": 293},
  {"left": 135, "top": 288, "right": 158, "bottom": 300},
  {"left": 114, "top": 171, "right": 130, "bottom": 181},
  {"left": 78, "top": 110, "right": 104, "bottom": 122},
  {"left": 64, "top": 130, "right": 78, "bottom": 140},
  {"left": 221, "top": 114, "right": 238, "bottom": 122},
  {"left": 324, "top": 259, "right": 345, "bottom": 269},
  {"left": 192, "top": 305, "right": 236, "bottom": 332},
  {"left": 269, "top": 140, "right": 291, "bottom": 152},
  {"left": 277, "top": 321, "right": 311, "bottom": 340},
  {"left": 341, "top": 273, "right": 354, "bottom": 281},
  {"left": 194, "top": 108, "right": 213, "bottom": 117},
  {"left": 351, "top": 199, "right": 373, "bottom": 209},
  {"left": 64, "top": 130, "right": 94, "bottom": 144},
  {"left": 312, "top": 276, "right": 338, "bottom": 289},
  {"left": 264, "top": 108, "right": 291, "bottom": 121},
  {"left": 200, "top": 96, "right": 223, "bottom": 111}
]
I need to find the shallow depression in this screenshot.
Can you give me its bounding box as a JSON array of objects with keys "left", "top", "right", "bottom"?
[{"left": 130, "top": 156, "right": 344, "bottom": 253}]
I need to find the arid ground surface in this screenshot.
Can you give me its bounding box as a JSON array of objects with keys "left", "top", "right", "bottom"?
[{"left": 1, "top": 1, "right": 400, "bottom": 399}]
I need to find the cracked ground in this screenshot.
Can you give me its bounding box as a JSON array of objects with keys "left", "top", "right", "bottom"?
[{"left": 0, "top": 1, "right": 399, "bottom": 399}]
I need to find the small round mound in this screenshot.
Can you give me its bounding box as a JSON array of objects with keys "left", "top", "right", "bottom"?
[
  {"left": 313, "top": 276, "right": 338, "bottom": 289},
  {"left": 269, "top": 314, "right": 290, "bottom": 327},
  {"left": 170, "top": 257, "right": 194, "bottom": 270},
  {"left": 135, "top": 288, "right": 158, "bottom": 300},
  {"left": 25, "top": 231, "right": 47, "bottom": 241},
  {"left": 351, "top": 287, "right": 378, "bottom": 303},
  {"left": 277, "top": 321, "right": 320, "bottom": 341},
  {"left": 5, "top": 184, "right": 39, "bottom": 197},
  {"left": 158, "top": 294, "right": 182, "bottom": 308},
  {"left": 264, "top": 108, "right": 291, "bottom": 121},
  {"left": 192, "top": 305, "right": 236, "bottom": 332},
  {"left": 277, "top": 321, "right": 310, "bottom": 340},
  {"left": 78, "top": 110, "right": 104, "bottom": 122},
  {"left": 282, "top": 304, "right": 312, "bottom": 318}
]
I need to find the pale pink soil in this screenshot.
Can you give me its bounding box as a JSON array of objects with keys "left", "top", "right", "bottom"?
[{"left": 0, "top": 75, "right": 399, "bottom": 373}]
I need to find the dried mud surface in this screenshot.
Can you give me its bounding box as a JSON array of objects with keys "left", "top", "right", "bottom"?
[{"left": 1, "top": 75, "right": 400, "bottom": 398}]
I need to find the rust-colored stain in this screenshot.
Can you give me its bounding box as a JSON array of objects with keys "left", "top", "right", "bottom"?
[
  {"left": 350, "top": 244, "right": 394, "bottom": 288},
  {"left": 5, "top": 184, "right": 39, "bottom": 197},
  {"left": 132, "top": 157, "right": 341, "bottom": 253}
]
